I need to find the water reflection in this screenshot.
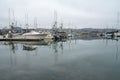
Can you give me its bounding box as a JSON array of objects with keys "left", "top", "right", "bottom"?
[
  {"left": 1, "top": 37, "right": 120, "bottom": 53},
  {"left": 6, "top": 42, "right": 18, "bottom": 67},
  {"left": 103, "top": 37, "right": 120, "bottom": 61},
  {"left": 115, "top": 40, "right": 120, "bottom": 61},
  {"left": 1, "top": 37, "right": 120, "bottom": 56},
  {"left": 51, "top": 39, "right": 66, "bottom": 64},
  {"left": 1, "top": 37, "right": 120, "bottom": 80},
  {"left": 3, "top": 41, "right": 18, "bottom": 54}
]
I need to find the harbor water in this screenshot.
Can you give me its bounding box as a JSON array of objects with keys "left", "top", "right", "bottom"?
[{"left": 0, "top": 38, "right": 120, "bottom": 80}]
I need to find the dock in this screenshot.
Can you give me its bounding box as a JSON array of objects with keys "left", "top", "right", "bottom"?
[{"left": 0, "top": 38, "right": 44, "bottom": 41}]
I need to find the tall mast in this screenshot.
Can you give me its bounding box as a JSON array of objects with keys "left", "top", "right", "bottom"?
[
  {"left": 25, "top": 12, "right": 29, "bottom": 32},
  {"left": 60, "top": 19, "right": 63, "bottom": 30},
  {"left": 9, "top": 8, "right": 11, "bottom": 28},
  {"left": 53, "top": 10, "right": 58, "bottom": 29},
  {"left": 25, "top": 13, "right": 29, "bottom": 29},
  {"left": 34, "top": 17, "right": 37, "bottom": 29},
  {"left": 8, "top": 8, "right": 14, "bottom": 30},
  {"left": 12, "top": 9, "right": 15, "bottom": 23},
  {"left": 117, "top": 12, "right": 120, "bottom": 28},
  {"left": 26, "top": 13, "right": 28, "bottom": 27},
  {"left": 59, "top": 19, "right": 63, "bottom": 32}
]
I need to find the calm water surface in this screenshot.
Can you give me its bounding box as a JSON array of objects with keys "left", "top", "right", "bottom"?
[{"left": 0, "top": 39, "right": 120, "bottom": 80}]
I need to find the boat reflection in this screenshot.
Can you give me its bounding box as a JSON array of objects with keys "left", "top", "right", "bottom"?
[
  {"left": 23, "top": 45, "right": 37, "bottom": 51},
  {"left": 20, "top": 39, "right": 53, "bottom": 46},
  {"left": 2, "top": 39, "right": 54, "bottom": 53},
  {"left": 21, "top": 40, "right": 53, "bottom": 51}
]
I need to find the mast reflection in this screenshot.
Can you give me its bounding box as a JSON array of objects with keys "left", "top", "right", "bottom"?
[{"left": 52, "top": 39, "right": 66, "bottom": 64}]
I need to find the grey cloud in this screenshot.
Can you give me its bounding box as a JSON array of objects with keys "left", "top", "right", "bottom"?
[{"left": 0, "top": 0, "right": 120, "bottom": 28}]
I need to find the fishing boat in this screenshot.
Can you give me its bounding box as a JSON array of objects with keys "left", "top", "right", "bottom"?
[
  {"left": 105, "top": 32, "right": 115, "bottom": 38},
  {"left": 22, "top": 31, "right": 54, "bottom": 40},
  {"left": 22, "top": 31, "right": 42, "bottom": 39},
  {"left": 114, "top": 31, "right": 120, "bottom": 37}
]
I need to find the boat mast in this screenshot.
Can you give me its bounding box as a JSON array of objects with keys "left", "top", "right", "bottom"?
[
  {"left": 59, "top": 19, "right": 63, "bottom": 32},
  {"left": 53, "top": 11, "right": 58, "bottom": 29},
  {"left": 34, "top": 17, "right": 37, "bottom": 30},
  {"left": 52, "top": 10, "right": 58, "bottom": 35},
  {"left": 25, "top": 12, "right": 29, "bottom": 32},
  {"left": 8, "top": 8, "right": 11, "bottom": 28},
  {"left": 8, "top": 8, "right": 14, "bottom": 32},
  {"left": 11, "top": 9, "right": 15, "bottom": 30},
  {"left": 117, "top": 12, "right": 120, "bottom": 28},
  {"left": 12, "top": 9, "right": 15, "bottom": 24}
]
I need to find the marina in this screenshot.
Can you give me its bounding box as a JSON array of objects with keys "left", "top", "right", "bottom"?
[{"left": 0, "top": 0, "right": 120, "bottom": 80}]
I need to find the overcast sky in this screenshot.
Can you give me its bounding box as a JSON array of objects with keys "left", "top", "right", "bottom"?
[{"left": 0, "top": 0, "right": 120, "bottom": 29}]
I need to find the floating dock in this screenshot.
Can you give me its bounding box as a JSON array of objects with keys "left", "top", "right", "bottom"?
[{"left": 0, "top": 38, "right": 44, "bottom": 41}]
